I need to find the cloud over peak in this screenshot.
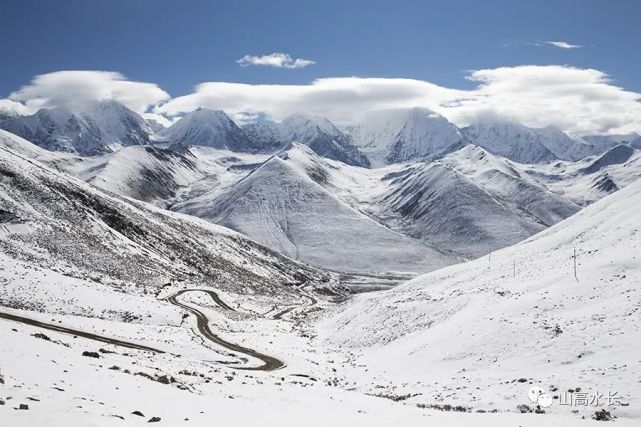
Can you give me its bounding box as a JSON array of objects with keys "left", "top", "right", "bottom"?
[
  {"left": 3, "top": 65, "right": 641, "bottom": 136},
  {"left": 7, "top": 70, "right": 169, "bottom": 115},
  {"left": 237, "top": 52, "right": 316, "bottom": 69}
]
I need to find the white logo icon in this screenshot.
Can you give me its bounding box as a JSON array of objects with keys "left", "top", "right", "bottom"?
[{"left": 529, "top": 386, "right": 553, "bottom": 407}]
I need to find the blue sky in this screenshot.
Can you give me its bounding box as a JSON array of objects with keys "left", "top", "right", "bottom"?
[
  {"left": 1, "top": 0, "right": 640, "bottom": 135},
  {"left": 1, "top": 0, "right": 639, "bottom": 95}
]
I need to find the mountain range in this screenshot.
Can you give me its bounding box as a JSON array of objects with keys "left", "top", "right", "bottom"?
[
  {"left": 1, "top": 97, "right": 641, "bottom": 424},
  {"left": 1, "top": 100, "right": 640, "bottom": 274}
]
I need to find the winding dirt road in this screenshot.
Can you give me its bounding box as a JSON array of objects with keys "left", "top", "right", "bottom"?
[
  {"left": 0, "top": 288, "right": 315, "bottom": 372},
  {"left": 271, "top": 294, "right": 317, "bottom": 320},
  {"left": 166, "top": 289, "right": 285, "bottom": 371},
  {"left": 0, "top": 311, "right": 164, "bottom": 353}
]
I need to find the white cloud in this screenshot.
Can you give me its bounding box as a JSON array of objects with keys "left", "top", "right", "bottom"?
[
  {"left": 237, "top": 53, "right": 315, "bottom": 69},
  {"left": 545, "top": 41, "right": 582, "bottom": 49},
  {"left": 454, "top": 65, "right": 641, "bottom": 135},
  {"left": 142, "top": 112, "right": 176, "bottom": 128},
  {"left": 155, "top": 77, "right": 463, "bottom": 125},
  {"left": 155, "top": 65, "right": 641, "bottom": 135},
  {"left": 3, "top": 66, "right": 641, "bottom": 136},
  {"left": 6, "top": 70, "right": 169, "bottom": 115},
  {"left": 0, "top": 99, "right": 29, "bottom": 116}
]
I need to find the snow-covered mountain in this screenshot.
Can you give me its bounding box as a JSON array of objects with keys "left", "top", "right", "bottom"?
[
  {"left": 145, "top": 117, "right": 167, "bottom": 133},
  {"left": 0, "top": 100, "right": 152, "bottom": 155},
  {"left": 582, "top": 133, "right": 639, "bottom": 147},
  {"left": 160, "top": 111, "right": 369, "bottom": 166},
  {"left": 159, "top": 108, "right": 252, "bottom": 151},
  {"left": 578, "top": 144, "right": 636, "bottom": 175},
  {"left": 77, "top": 145, "right": 205, "bottom": 203},
  {"left": 0, "top": 138, "right": 339, "bottom": 299},
  {"left": 520, "top": 143, "right": 641, "bottom": 206},
  {"left": 242, "top": 121, "right": 284, "bottom": 153},
  {"left": 4, "top": 125, "right": 635, "bottom": 269},
  {"left": 372, "top": 145, "right": 580, "bottom": 257},
  {"left": 276, "top": 114, "right": 370, "bottom": 167},
  {"left": 463, "top": 121, "right": 558, "bottom": 163},
  {"left": 349, "top": 107, "right": 467, "bottom": 166},
  {"left": 463, "top": 121, "right": 610, "bottom": 163},
  {"left": 174, "top": 144, "right": 456, "bottom": 273},
  {"left": 536, "top": 126, "right": 603, "bottom": 161},
  {"left": 322, "top": 174, "right": 641, "bottom": 417}
]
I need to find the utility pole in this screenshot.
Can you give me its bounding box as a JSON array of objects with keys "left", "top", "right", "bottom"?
[
  {"left": 573, "top": 248, "right": 578, "bottom": 282},
  {"left": 513, "top": 259, "right": 516, "bottom": 278}
]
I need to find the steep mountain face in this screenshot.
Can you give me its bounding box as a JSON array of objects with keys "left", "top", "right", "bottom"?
[
  {"left": 159, "top": 108, "right": 252, "bottom": 151},
  {"left": 631, "top": 136, "right": 641, "bottom": 150},
  {"left": 350, "top": 107, "right": 467, "bottom": 166},
  {"left": 462, "top": 121, "right": 612, "bottom": 163},
  {"left": 0, "top": 100, "right": 151, "bottom": 155},
  {"left": 242, "top": 121, "right": 285, "bottom": 153},
  {"left": 462, "top": 122, "right": 558, "bottom": 164},
  {"left": 0, "top": 141, "right": 339, "bottom": 299},
  {"left": 145, "top": 118, "right": 167, "bottom": 133},
  {"left": 519, "top": 143, "right": 641, "bottom": 206},
  {"left": 78, "top": 145, "right": 204, "bottom": 203},
  {"left": 441, "top": 145, "right": 581, "bottom": 226},
  {"left": 535, "top": 126, "right": 602, "bottom": 161},
  {"left": 583, "top": 133, "right": 639, "bottom": 147},
  {"left": 278, "top": 114, "right": 370, "bottom": 167},
  {"left": 174, "top": 149, "right": 456, "bottom": 274},
  {"left": 579, "top": 144, "right": 636, "bottom": 174},
  {"left": 376, "top": 162, "right": 541, "bottom": 257},
  {"left": 371, "top": 145, "right": 581, "bottom": 257}
]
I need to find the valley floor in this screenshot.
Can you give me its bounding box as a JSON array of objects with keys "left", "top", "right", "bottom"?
[{"left": 0, "top": 266, "right": 637, "bottom": 426}]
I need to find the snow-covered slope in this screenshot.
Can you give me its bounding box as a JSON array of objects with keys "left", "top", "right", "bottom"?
[
  {"left": 242, "top": 121, "right": 284, "bottom": 153},
  {"left": 521, "top": 145, "right": 641, "bottom": 205},
  {"left": 350, "top": 107, "right": 467, "bottom": 166},
  {"left": 355, "top": 145, "right": 578, "bottom": 257},
  {"left": 582, "top": 133, "right": 639, "bottom": 147},
  {"left": 159, "top": 108, "right": 251, "bottom": 151},
  {"left": 0, "top": 141, "right": 339, "bottom": 299},
  {"left": 174, "top": 145, "right": 456, "bottom": 274},
  {"left": 322, "top": 176, "right": 641, "bottom": 417},
  {"left": 277, "top": 114, "right": 370, "bottom": 167},
  {"left": 1, "top": 128, "right": 623, "bottom": 265},
  {"left": 463, "top": 121, "right": 558, "bottom": 163},
  {"left": 578, "top": 144, "right": 636, "bottom": 175},
  {"left": 0, "top": 128, "right": 271, "bottom": 206},
  {"left": 462, "top": 121, "right": 610, "bottom": 163},
  {"left": 440, "top": 146, "right": 580, "bottom": 227},
  {"left": 77, "top": 145, "right": 205, "bottom": 203},
  {"left": 0, "top": 100, "right": 152, "bottom": 155},
  {"left": 536, "top": 126, "right": 602, "bottom": 161},
  {"left": 375, "top": 162, "right": 542, "bottom": 257}
]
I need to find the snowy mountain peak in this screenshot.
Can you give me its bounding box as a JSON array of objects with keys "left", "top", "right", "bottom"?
[
  {"left": 289, "top": 117, "right": 370, "bottom": 167},
  {"left": 242, "top": 121, "right": 283, "bottom": 152},
  {"left": 462, "top": 120, "right": 615, "bottom": 163},
  {"left": 160, "top": 108, "right": 251, "bottom": 151},
  {"left": 350, "top": 107, "right": 467, "bottom": 166},
  {"left": 0, "top": 99, "right": 151, "bottom": 155},
  {"left": 462, "top": 121, "right": 558, "bottom": 164},
  {"left": 280, "top": 113, "right": 344, "bottom": 140}
]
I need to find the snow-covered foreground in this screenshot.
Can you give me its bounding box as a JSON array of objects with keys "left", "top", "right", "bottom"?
[
  {"left": 1, "top": 257, "right": 634, "bottom": 426},
  {"left": 320, "top": 175, "right": 641, "bottom": 422}
]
